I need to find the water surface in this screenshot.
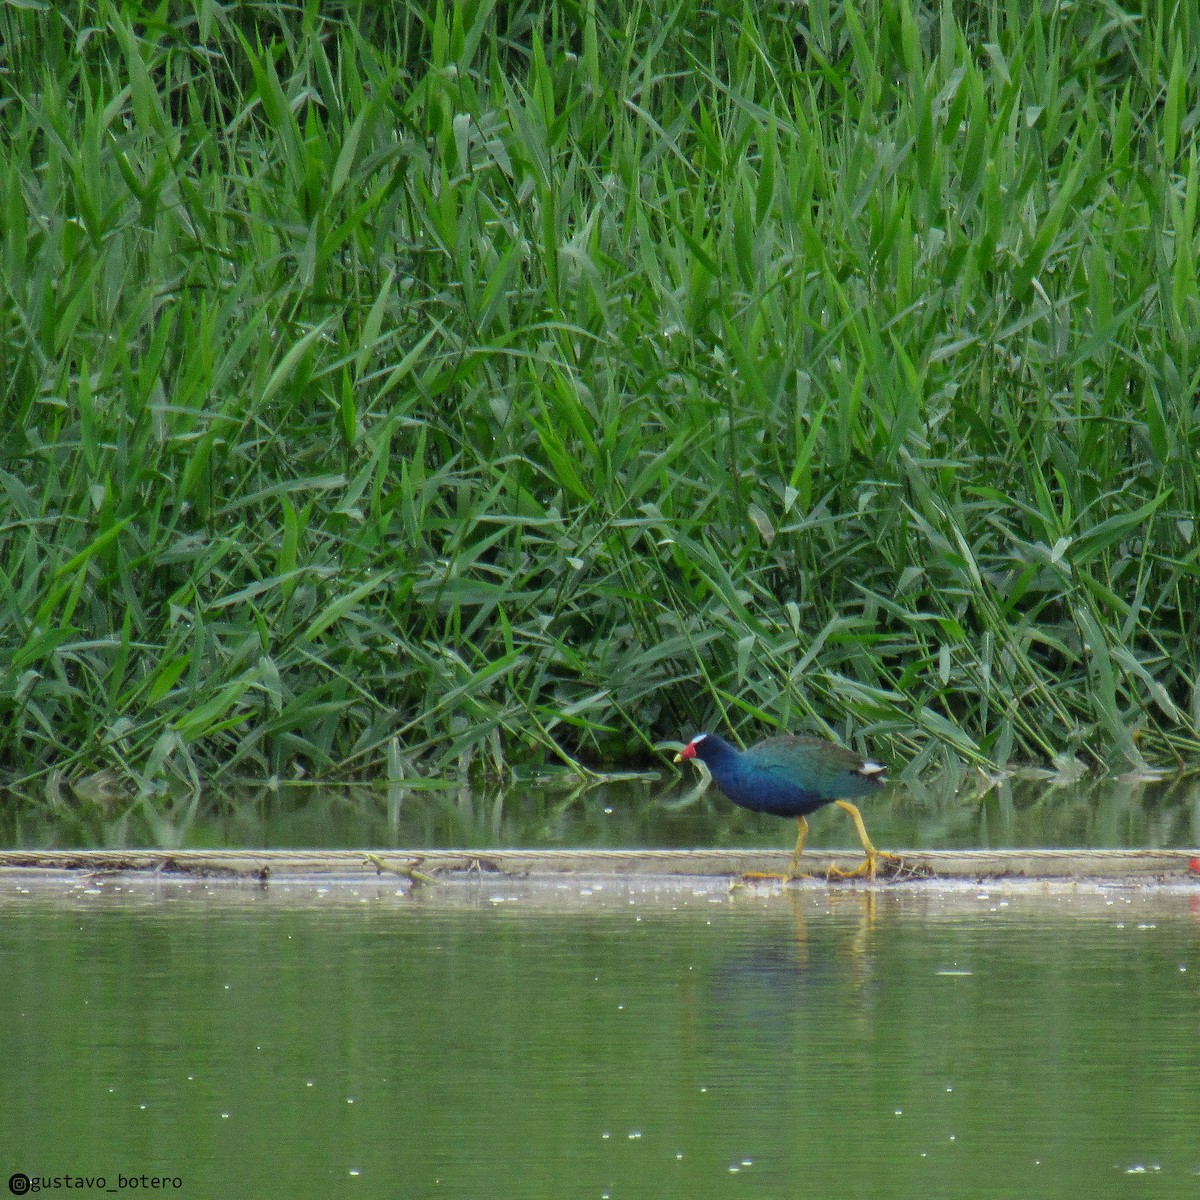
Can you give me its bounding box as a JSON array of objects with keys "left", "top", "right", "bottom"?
[
  {"left": 2, "top": 877, "right": 1197, "bottom": 1197},
  {"left": 5, "top": 769, "right": 1200, "bottom": 852}
]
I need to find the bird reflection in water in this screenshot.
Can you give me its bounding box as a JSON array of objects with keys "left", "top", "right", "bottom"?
[{"left": 702, "top": 889, "right": 885, "bottom": 1035}]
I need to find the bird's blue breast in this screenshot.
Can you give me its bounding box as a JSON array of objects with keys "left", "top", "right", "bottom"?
[{"left": 712, "top": 763, "right": 827, "bottom": 817}]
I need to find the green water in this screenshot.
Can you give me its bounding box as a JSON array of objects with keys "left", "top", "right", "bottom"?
[
  {"left": 2, "top": 878, "right": 1198, "bottom": 1198},
  {"left": 5, "top": 770, "right": 1200, "bottom": 852}
]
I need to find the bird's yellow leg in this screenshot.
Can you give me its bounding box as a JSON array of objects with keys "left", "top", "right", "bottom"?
[
  {"left": 785, "top": 816, "right": 811, "bottom": 880},
  {"left": 825, "top": 801, "right": 903, "bottom": 880},
  {"left": 735, "top": 816, "right": 811, "bottom": 885}
]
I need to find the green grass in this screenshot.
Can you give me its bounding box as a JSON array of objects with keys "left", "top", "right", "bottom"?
[{"left": 3, "top": 0, "right": 1200, "bottom": 791}]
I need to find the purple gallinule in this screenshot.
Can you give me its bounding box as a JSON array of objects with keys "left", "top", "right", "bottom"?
[{"left": 675, "top": 732, "right": 897, "bottom": 879}]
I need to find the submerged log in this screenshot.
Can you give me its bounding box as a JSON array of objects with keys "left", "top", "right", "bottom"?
[{"left": 0, "top": 846, "right": 1196, "bottom": 882}]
